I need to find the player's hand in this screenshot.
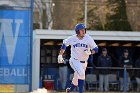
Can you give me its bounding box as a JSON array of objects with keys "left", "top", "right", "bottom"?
[
  {"left": 84, "top": 48, "right": 91, "bottom": 55},
  {"left": 58, "top": 55, "right": 64, "bottom": 63}
]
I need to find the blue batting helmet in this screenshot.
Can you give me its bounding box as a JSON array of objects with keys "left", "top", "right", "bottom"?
[{"left": 75, "top": 23, "right": 86, "bottom": 34}]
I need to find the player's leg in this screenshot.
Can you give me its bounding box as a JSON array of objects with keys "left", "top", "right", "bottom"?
[
  {"left": 73, "top": 64, "right": 85, "bottom": 93},
  {"left": 66, "top": 60, "right": 79, "bottom": 93},
  {"left": 68, "top": 59, "right": 87, "bottom": 93},
  {"left": 78, "top": 61, "right": 87, "bottom": 93},
  {"left": 66, "top": 72, "right": 78, "bottom": 93},
  {"left": 68, "top": 72, "right": 85, "bottom": 93},
  {"left": 70, "top": 59, "right": 87, "bottom": 93}
]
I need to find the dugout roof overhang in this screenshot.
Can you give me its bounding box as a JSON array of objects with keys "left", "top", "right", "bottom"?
[{"left": 33, "top": 29, "right": 140, "bottom": 47}]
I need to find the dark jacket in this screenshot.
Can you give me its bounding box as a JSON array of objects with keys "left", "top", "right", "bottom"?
[
  {"left": 97, "top": 54, "right": 112, "bottom": 74},
  {"left": 135, "top": 57, "right": 140, "bottom": 78},
  {"left": 118, "top": 55, "right": 133, "bottom": 77}
]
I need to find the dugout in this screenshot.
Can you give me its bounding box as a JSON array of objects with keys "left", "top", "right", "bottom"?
[{"left": 32, "top": 29, "right": 140, "bottom": 90}]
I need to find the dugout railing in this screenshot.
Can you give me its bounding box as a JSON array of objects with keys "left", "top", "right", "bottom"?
[{"left": 85, "top": 66, "right": 140, "bottom": 92}]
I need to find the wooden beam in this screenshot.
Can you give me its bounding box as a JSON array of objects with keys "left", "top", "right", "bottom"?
[
  {"left": 136, "top": 44, "right": 140, "bottom": 47},
  {"left": 109, "top": 43, "right": 120, "bottom": 46},
  {"left": 44, "top": 41, "right": 54, "bottom": 45},
  {"left": 98, "top": 42, "right": 106, "bottom": 46},
  {"left": 122, "top": 43, "right": 132, "bottom": 46}
]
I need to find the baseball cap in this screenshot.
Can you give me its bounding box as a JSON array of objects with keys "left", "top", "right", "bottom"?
[
  {"left": 124, "top": 49, "right": 128, "bottom": 53},
  {"left": 102, "top": 48, "right": 107, "bottom": 51}
]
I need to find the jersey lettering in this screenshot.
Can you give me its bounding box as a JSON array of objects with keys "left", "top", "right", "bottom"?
[{"left": 73, "top": 43, "right": 88, "bottom": 48}]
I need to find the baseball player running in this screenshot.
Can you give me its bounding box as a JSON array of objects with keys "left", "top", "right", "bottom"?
[{"left": 58, "top": 23, "right": 98, "bottom": 93}]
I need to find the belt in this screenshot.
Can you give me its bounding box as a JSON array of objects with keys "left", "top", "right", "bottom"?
[
  {"left": 80, "top": 61, "right": 85, "bottom": 63},
  {"left": 73, "top": 58, "right": 85, "bottom": 63}
]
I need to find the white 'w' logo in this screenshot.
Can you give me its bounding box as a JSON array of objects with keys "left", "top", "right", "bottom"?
[{"left": 0, "top": 19, "right": 23, "bottom": 64}]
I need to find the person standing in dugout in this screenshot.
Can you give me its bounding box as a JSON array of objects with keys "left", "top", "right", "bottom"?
[
  {"left": 97, "top": 48, "right": 112, "bottom": 92},
  {"left": 57, "top": 23, "right": 98, "bottom": 93},
  {"left": 58, "top": 52, "right": 69, "bottom": 91},
  {"left": 119, "top": 49, "right": 133, "bottom": 92}
]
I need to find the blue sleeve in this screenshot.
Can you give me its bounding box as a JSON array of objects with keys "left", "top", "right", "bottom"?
[
  {"left": 61, "top": 44, "right": 66, "bottom": 50},
  {"left": 92, "top": 47, "right": 98, "bottom": 53}
]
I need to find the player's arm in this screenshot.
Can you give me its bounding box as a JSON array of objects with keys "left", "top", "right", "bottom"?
[
  {"left": 59, "top": 49, "right": 65, "bottom": 55},
  {"left": 58, "top": 37, "right": 71, "bottom": 63},
  {"left": 84, "top": 47, "right": 98, "bottom": 55},
  {"left": 91, "top": 47, "right": 98, "bottom": 54},
  {"left": 88, "top": 36, "right": 98, "bottom": 54},
  {"left": 59, "top": 43, "right": 67, "bottom": 55}
]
